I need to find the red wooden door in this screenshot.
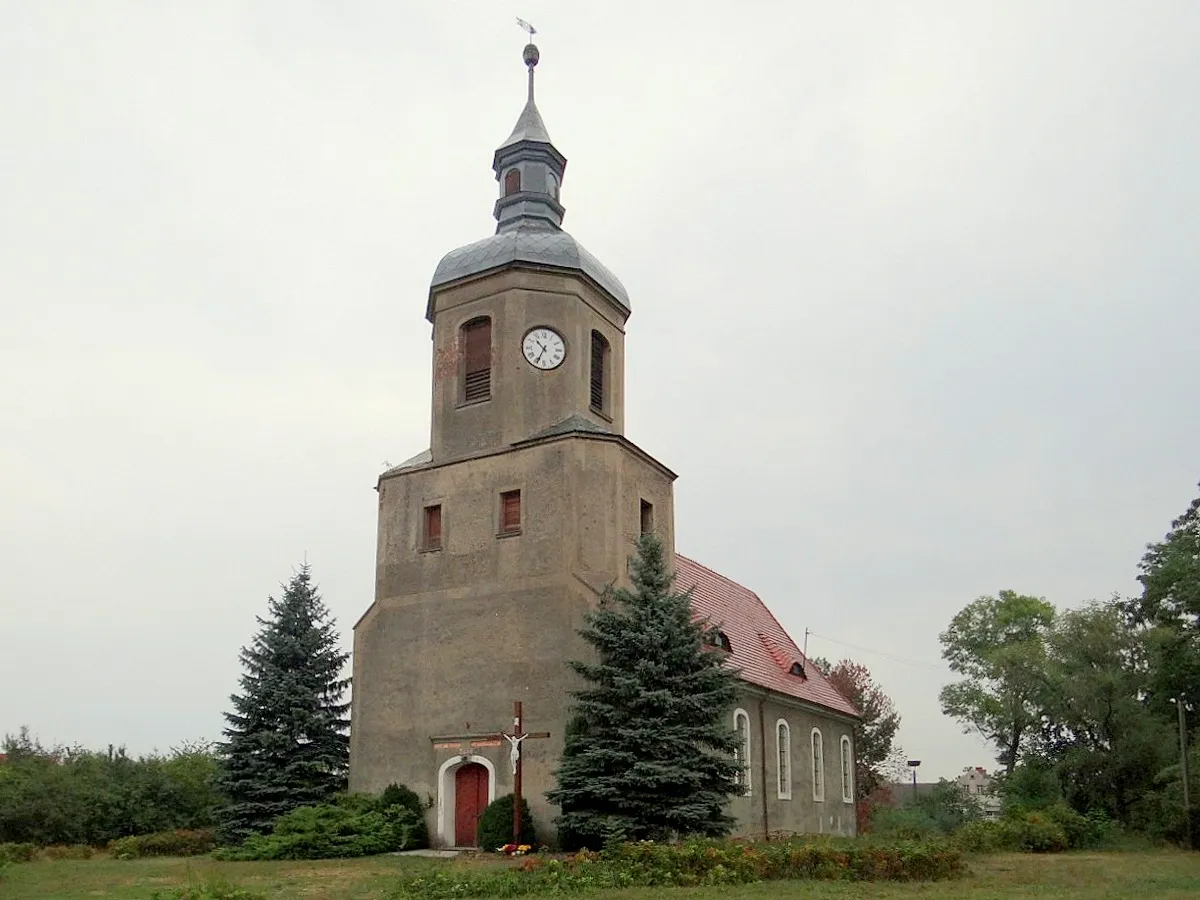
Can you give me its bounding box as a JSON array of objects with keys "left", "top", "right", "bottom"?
[{"left": 454, "top": 763, "right": 488, "bottom": 847}]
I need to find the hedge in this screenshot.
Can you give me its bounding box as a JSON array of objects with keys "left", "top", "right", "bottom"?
[{"left": 394, "top": 835, "right": 965, "bottom": 897}]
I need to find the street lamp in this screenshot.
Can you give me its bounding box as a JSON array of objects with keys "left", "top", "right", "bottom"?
[
  {"left": 907, "top": 760, "right": 921, "bottom": 799},
  {"left": 1169, "top": 697, "right": 1193, "bottom": 851}
]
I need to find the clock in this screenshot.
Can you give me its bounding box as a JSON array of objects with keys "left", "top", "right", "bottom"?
[{"left": 522, "top": 326, "right": 566, "bottom": 370}]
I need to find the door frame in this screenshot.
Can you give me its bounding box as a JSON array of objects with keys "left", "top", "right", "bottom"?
[{"left": 436, "top": 755, "right": 497, "bottom": 847}]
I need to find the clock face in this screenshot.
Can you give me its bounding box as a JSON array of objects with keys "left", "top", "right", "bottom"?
[{"left": 522, "top": 327, "right": 566, "bottom": 370}]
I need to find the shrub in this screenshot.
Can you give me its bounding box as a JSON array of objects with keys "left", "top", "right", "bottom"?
[
  {"left": 214, "top": 794, "right": 425, "bottom": 861},
  {"left": 149, "top": 881, "right": 266, "bottom": 900},
  {"left": 40, "top": 844, "right": 95, "bottom": 860},
  {"left": 378, "top": 783, "right": 428, "bottom": 848},
  {"left": 110, "top": 828, "right": 217, "bottom": 859},
  {"left": 0, "top": 842, "right": 37, "bottom": 864},
  {"left": 393, "top": 835, "right": 964, "bottom": 897},
  {"left": 477, "top": 793, "right": 537, "bottom": 851},
  {"left": 0, "top": 729, "right": 220, "bottom": 847},
  {"left": 870, "top": 806, "right": 943, "bottom": 840}
]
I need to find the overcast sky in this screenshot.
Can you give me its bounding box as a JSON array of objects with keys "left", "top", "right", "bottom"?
[{"left": 2, "top": 1, "right": 1198, "bottom": 783}]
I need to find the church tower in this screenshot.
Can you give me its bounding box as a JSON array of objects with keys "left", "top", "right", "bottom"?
[{"left": 349, "top": 42, "right": 677, "bottom": 848}]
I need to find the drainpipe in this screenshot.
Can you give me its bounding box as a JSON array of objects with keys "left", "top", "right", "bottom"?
[{"left": 758, "top": 695, "right": 769, "bottom": 840}]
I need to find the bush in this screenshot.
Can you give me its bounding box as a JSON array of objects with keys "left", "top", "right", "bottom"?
[
  {"left": 0, "top": 842, "right": 37, "bottom": 864},
  {"left": 378, "top": 783, "right": 428, "bottom": 848},
  {"left": 952, "top": 810, "right": 1082, "bottom": 854},
  {"left": 214, "top": 794, "right": 425, "bottom": 861},
  {"left": 870, "top": 806, "right": 943, "bottom": 840},
  {"left": 149, "top": 881, "right": 266, "bottom": 900},
  {"left": 393, "top": 835, "right": 965, "bottom": 897},
  {"left": 110, "top": 828, "right": 217, "bottom": 859},
  {"left": 477, "top": 793, "right": 537, "bottom": 851},
  {"left": 40, "top": 844, "right": 95, "bottom": 860},
  {"left": 0, "top": 729, "right": 220, "bottom": 847}
]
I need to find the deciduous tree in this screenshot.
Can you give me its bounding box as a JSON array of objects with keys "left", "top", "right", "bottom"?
[
  {"left": 1133, "top": 483, "right": 1200, "bottom": 706},
  {"left": 938, "top": 591, "right": 1055, "bottom": 776},
  {"left": 812, "top": 658, "right": 902, "bottom": 800}
]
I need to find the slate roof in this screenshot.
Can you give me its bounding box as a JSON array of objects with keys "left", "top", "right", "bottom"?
[
  {"left": 677, "top": 555, "right": 860, "bottom": 718},
  {"left": 499, "top": 97, "right": 553, "bottom": 148},
  {"left": 430, "top": 221, "right": 630, "bottom": 313},
  {"left": 380, "top": 448, "right": 432, "bottom": 478},
  {"left": 521, "top": 413, "right": 612, "bottom": 442}
]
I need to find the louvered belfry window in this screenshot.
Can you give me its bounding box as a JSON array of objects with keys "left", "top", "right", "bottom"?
[
  {"left": 590, "top": 330, "right": 608, "bottom": 412},
  {"left": 462, "top": 318, "right": 491, "bottom": 402}
]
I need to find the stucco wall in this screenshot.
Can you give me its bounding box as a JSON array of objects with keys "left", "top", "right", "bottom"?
[
  {"left": 428, "top": 268, "right": 629, "bottom": 460},
  {"left": 724, "top": 690, "right": 858, "bottom": 839},
  {"left": 349, "top": 433, "right": 677, "bottom": 845}
]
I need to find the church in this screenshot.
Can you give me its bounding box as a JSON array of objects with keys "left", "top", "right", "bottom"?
[{"left": 348, "top": 41, "right": 860, "bottom": 848}]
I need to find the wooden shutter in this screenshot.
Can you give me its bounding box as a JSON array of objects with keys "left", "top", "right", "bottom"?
[
  {"left": 503, "top": 168, "right": 521, "bottom": 196},
  {"left": 424, "top": 504, "right": 442, "bottom": 549},
  {"left": 462, "top": 319, "right": 491, "bottom": 402},
  {"left": 590, "top": 331, "right": 606, "bottom": 411},
  {"left": 500, "top": 490, "right": 521, "bottom": 532},
  {"left": 640, "top": 499, "right": 653, "bottom": 535}
]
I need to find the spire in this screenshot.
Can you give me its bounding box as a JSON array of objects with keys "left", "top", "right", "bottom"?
[
  {"left": 492, "top": 38, "right": 567, "bottom": 233},
  {"left": 499, "top": 43, "right": 552, "bottom": 147}
]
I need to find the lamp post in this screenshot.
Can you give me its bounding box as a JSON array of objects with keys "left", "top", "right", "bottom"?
[
  {"left": 907, "top": 759, "right": 921, "bottom": 800},
  {"left": 1170, "top": 697, "right": 1193, "bottom": 851}
]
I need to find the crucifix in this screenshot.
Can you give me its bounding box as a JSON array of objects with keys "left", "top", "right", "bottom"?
[
  {"left": 428, "top": 701, "right": 550, "bottom": 844},
  {"left": 501, "top": 700, "right": 549, "bottom": 843}
]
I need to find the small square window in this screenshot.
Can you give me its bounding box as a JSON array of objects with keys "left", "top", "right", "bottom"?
[
  {"left": 639, "top": 499, "right": 654, "bottom": 535},
  {"left": 423, "top": 504, "right": 442, "bottom": 551},
  {"left": 500, "top": 490, "right": 521, "bottom": 533}
]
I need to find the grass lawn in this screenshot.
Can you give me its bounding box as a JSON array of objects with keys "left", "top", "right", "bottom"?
[{"left": 2, "top": 850, "right": 1198, "bottom": 899}]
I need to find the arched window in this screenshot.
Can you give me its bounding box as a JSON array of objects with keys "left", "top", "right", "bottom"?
[
  {"left": 788, "top": 661, "right": 806, "bottom": 678},
  {"left": 461, "top": 317, "right": 491, "bottom": 403},
  {"left": 589, "top": 330, "right": 609, "bottom": 414},
  {"left": 717, "top": 631, "right": 732, "bottom": 652},
  {"left": 840, "top": 735, "right": 853, "bottom": 803},
  {"left": 776, "top": 719, "right": 792, "bottom": 800},
  {"left": 503, "top": 168, "right": 521, "bottom": 196},
  {"left": 811, "top": 728, "right": 825, "bottom": 802},
  {"left": 733, "top": 708, "right": 751, "bottom": 796}
]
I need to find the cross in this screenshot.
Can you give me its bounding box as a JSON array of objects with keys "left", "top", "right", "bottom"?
[
  {"left": 428, "top": 701, "right": 550, "bottom": 844},
  {"left": 502, "top": 701, "right": 549, "bottom": 843}
]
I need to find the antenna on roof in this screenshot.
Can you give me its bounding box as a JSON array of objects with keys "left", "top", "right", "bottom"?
[{"left": 803, "top": 628, "right": 809, "bottom": 658}]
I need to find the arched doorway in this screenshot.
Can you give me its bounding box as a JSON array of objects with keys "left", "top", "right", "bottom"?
[{"left": 454, "top": 763, "right": 489, "bottom": 847}]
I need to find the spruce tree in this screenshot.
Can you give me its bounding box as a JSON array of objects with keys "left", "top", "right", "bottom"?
[
  {"left": 215, "top": 564, "right": 350, "bottom": 844},
  {"left": 548, "top": 534, "right": 743, "bottom": 846}
]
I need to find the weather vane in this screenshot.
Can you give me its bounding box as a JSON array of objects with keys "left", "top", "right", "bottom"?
[{"left": 516, "top": 17, "right": 537, "bottom": 38}]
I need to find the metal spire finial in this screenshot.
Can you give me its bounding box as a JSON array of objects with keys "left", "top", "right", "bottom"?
[{"left": 516, "top": 18, "right": 539, "bottom": 101}]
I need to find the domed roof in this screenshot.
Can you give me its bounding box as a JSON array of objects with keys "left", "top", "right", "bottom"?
[
  {"left": 427, "top": 41, "right": 629, "bottom": 319},
  {"left": 431, "top": 221, "right": 629, "bottom": 312}
]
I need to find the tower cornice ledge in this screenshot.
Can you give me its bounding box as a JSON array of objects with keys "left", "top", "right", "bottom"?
[{"left": 376, "top": 427, "right": 677, "bottom": 489}]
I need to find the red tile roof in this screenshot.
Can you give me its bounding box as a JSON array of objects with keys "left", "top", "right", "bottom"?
[{"left": 676, "top": 555, "right": 860, "bottom": 719}]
